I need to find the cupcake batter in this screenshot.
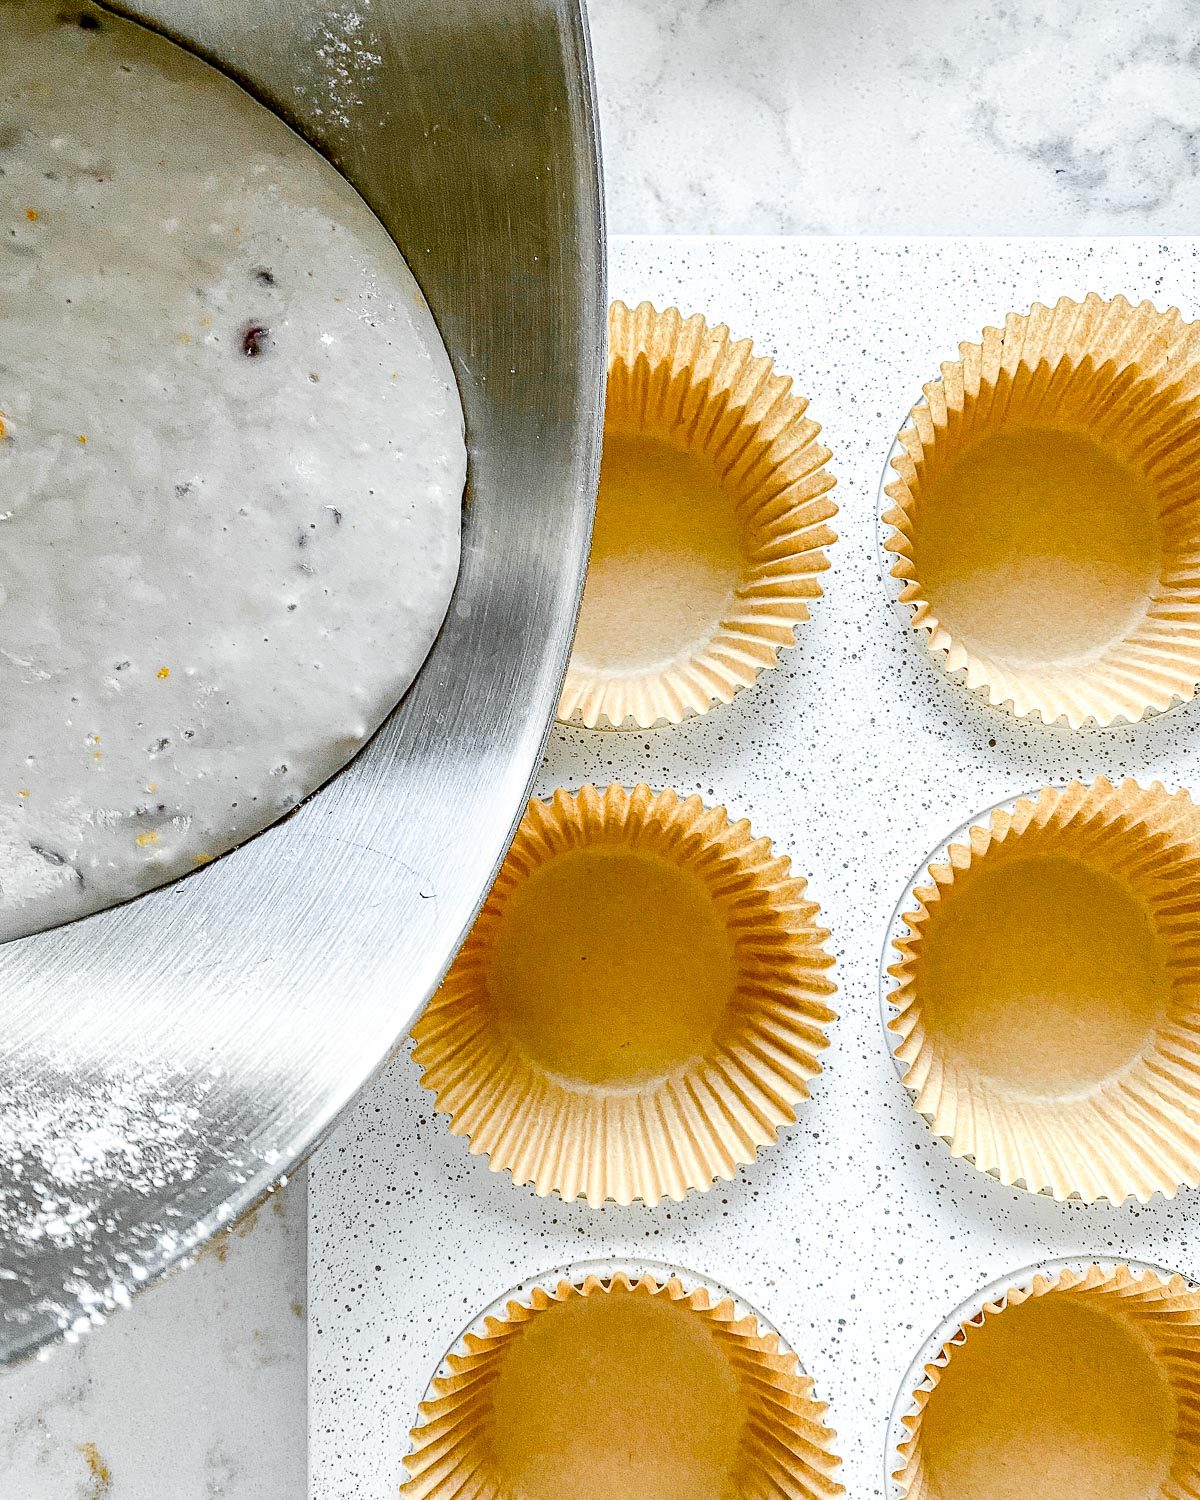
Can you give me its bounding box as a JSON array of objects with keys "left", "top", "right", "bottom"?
[{"left": 0, "top": 1, "right": 465, "bottom": 941}]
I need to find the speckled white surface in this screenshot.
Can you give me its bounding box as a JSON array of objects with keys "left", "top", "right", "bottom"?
[{"left": 310, "top": 236, "right": 1200, "bottom": 1499}]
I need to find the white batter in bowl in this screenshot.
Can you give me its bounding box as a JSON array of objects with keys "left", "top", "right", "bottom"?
[{"left": 0, "top": 0, "right": 465, "bottom": 940}]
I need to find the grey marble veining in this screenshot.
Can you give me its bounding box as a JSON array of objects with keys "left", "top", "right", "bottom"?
[
  {"left": 589, "top": 0, "right": 1200, "bottom": 233},
  {"left": 1, "top": 1180, "right": 306, "bottom": 1499}
]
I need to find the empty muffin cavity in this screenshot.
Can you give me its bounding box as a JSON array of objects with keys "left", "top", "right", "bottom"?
[
  {"left": 884, "top": 294, "right": 1200, "bottom": 726},
  {"left": 412, "top": 783, "right": 837, "bottom": 1206},
  {"left": 404, "top": 1271, "right": 844, "bottom": 1500},
  {"left": 559, "top": 300, "right": 837, "bottom": 729},
  {"left": 893, "top": 1264, "right": 1200, "bottom": 1500},
  {"left": 887, "top": 778, "right": 1200, "bottom": 1201}
]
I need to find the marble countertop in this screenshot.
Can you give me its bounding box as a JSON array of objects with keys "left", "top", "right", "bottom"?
[
  {"left": 4, "top": 0, "right": 1196, "bottom": 1493},
  {"left": 2, "top": 1181, "right": 305, "bottom": 1499},
  {"left": 593, "top": 0, "right": 1200, "bottom": 235}
]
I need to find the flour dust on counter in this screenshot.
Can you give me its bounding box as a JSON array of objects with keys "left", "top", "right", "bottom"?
[{"left": 0, "top": 0, "right": 465, "bottom": 941}]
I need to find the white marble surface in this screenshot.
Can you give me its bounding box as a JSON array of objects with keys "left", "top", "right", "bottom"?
[
  {"left": 1, "top": 1179, "right": 306, "bottom": 1498},
  {"left": 589, "top": 0, "right": 1200, "bottom": 234},
  {"left": 9, "top": 0, "right": 1200, "bottom": 1493}
]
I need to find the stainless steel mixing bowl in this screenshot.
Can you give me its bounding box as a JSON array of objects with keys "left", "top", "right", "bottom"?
[{"left": 0, "top": 0, "right": 604, "bottom": 1364}]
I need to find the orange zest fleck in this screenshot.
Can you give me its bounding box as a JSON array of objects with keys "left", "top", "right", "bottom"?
[
  {"left": 25, "top": 208, "right": 38, "bottom": 222},
  {"left": 77, "top": 1442, "right": 111, "bottom": 1499},
  {"left": 194, "top": 851, "right": 212, "bottom": 866},
  {"left": 136, "top": 830, "right": 159, "bottom": 847},
  {"left": 17, "top": 788, "right": 29, "bottom": 798},
  {"left": 77, "top": 434, "right": 87, "bottom": 445},
  {"left": 156, "top": 666, "right": 170, "bottom": 679}
]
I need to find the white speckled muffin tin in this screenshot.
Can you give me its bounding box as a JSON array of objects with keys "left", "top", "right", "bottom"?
[{"left": 309, "top": 238, "right": 1200, "bottom": 1499}]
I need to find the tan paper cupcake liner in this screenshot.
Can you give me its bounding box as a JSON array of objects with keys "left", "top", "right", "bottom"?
[
  {"left": 894, "top": 1263, "right": 1200, "bottom": 1500},
  {"left": 888, "top": 777, "right": 1200, "bottom": 1202},
  {"left": 403, "top": 1270, "right": 844, "bottom": 1499},
  {"left": 558, "top": 300, "right": 838, "bottom": 729},
  {"left": 412, "top": 783, "right": 837, "bottom": 1206},
  {"left": 883, "top": 293, "right": 1200, "bottom": 727}
]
